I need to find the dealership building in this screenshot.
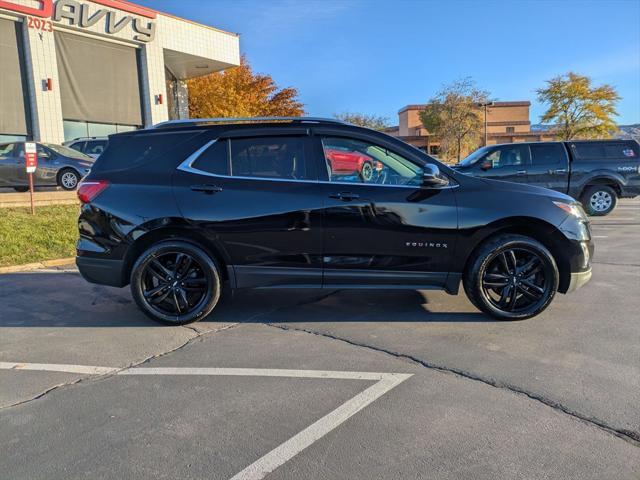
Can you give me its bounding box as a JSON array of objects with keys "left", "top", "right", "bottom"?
[{"left": 0, "top": 0, "right": 240, "bottom": 144}]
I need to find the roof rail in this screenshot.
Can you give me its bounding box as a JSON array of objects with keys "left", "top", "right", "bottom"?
[{"left": 152, "top": 116, "right": 348, "bottom": 129}]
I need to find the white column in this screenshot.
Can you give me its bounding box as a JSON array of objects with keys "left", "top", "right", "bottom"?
[
  {"left": 139, "top": 40, "right": 168, "bottom": 127},
  {"left": 21, "top": 22, "right": 64, "bottom": 143}
]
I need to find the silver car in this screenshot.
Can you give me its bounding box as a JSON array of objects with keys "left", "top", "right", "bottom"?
[{"left": 0, "top": 142, "right": 94, "bottom": 191}]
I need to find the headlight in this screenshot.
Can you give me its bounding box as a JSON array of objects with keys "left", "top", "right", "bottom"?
[{"left": 553, "top": 201, "right": 586, "bottom": 219}]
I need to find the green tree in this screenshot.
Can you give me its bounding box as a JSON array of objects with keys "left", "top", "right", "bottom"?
[
  {"left": 419, "top": 78, "right": 489, "bottom": 162},
  {"left": 537, "top": 72, "right": 620, "bottom": 140},
  {"left": 333, "top": 112, "right": 390, "bottom": 130},
  {"left": 187, "top": 56, "right": 304, "bottom": 118}
]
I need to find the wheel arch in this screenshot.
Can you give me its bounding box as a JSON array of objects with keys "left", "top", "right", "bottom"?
[
  {"left": 579, "top": 175, "right": 623, "bottom": 198},
  {"left": 461, "top": 217, "right": 573, "bottom": 293},
  {"left": 122, "top": 226, "right": 231, "bottom": 287}
]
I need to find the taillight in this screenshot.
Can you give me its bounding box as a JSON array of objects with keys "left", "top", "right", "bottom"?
[{"left": 77, "top": 180, "right": 109, "bottom": 203}]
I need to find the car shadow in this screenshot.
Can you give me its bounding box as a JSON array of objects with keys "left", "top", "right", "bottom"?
[{"left": 0, "top": 270, "right": 493, "bottom": 327}]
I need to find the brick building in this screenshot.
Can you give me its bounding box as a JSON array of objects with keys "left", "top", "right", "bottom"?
[{"left": 384, "top": 101, "right": 556, "bottom": 155}]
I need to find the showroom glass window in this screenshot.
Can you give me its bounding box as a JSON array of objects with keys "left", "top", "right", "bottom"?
[{"left": 321, "top": 136, "right": 423, "bottom": 186}]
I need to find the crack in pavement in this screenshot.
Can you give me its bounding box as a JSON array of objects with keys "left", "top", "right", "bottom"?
[
  {"left": 0, "top": 322, "right": 239, "bottom": 411},
  {"left": 266, "top": 323, "right": 640, "bottom": 449}
]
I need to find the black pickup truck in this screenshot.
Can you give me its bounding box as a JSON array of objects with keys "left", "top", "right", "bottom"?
[{"left": 453, "top": 139, "right": 640, "bottom": 215}]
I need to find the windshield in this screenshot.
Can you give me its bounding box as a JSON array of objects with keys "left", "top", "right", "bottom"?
[
  {"left": 458, "top": 146, "right": 491, "bottom": 167},
  {"left": 45, "top": 143, "right": 93, "bottom": 161}
]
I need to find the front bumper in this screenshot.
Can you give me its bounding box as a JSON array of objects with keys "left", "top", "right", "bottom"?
[{"left": 565, "top": 267, "right": 592, "bottom": 293}]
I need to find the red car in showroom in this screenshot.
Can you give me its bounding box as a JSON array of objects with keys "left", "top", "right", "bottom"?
[{"left": 325, "top": 147, "right": 380, "bottom": 181}]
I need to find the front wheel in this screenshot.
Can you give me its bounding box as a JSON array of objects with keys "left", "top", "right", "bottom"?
[
  {"left": 130, "top": 241, "right": 221, "bottom": 325},
  {"left": 463, "top": 234, "right": 559, "bottom": 320},
  {"left": 581, "top": 185, "right": 617, "bottom": 216},
  {"left": 58, "top": 169, "right": 80, "bottom": 190}
]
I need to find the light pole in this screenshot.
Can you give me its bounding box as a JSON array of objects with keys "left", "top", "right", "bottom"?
[{"left": 479, "top": 101, "right": 494, "bottom": 146}]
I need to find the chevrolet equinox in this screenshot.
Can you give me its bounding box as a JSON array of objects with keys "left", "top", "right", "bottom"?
[{"left": 76, "top": 117, "right": 593, "bottom": 324}]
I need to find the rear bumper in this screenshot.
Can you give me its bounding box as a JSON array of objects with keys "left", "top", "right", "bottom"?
[
  {"left": 76, "top": 256, "right": 126, "bottom": 288},
  {"left": 565, "top": 267, "right": 592, "bottom": 293},
  {"left": 620, "top": 185, "right": 640, "bottom": 198}
]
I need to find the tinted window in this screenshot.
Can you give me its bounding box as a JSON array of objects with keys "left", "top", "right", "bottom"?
[
  {"left": 68, "top": 141, "right": 86, "bottom": 153},
  {"left": 94, "top": 131, "right": 202, "bottom": 172},
  {"left": 192, "top": 139, "right": 229, "bottom": 176},
  {"left": 604, "top": 143, "right": 638, "bottom": 159},
  {"left": 482, "top": 144, "right": 529, "bottom": 168},
  {"left": 0, "top": 143, "right": 15, "bottom": 156},
  {"left": 530, "top": 143, "right": 566, "bottom": 165},
  {"left": 230, "top": 137, "right": 311, "bottom": 180},
  {"left": 46, "top": 143, "right": 91, "bottom": 160},
  {"left": 573, "top": 143, "right": 605, "bottom": 160},
  {"left": 321, "top": 136, "right": 423, "bottom": 186},
  {"left": 84, "top": 140, "right": 107, "bottom": 156}
]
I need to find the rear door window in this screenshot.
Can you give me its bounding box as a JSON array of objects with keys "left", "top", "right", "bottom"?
[
  {"left": 229, "top": 136, "right": 313, "bottom": 181},
  {"left": 192, "top": 139, "right": 229, "bottom": 176},
  {"left": 530, "top": 143, "right": 566, "bottom": 165}
]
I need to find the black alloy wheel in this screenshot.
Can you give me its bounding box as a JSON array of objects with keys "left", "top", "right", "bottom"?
[
  {"left": 131, "top": 241, "right": 220, "bottom": 325},
  {"left": 464, "top": 234, "right": 559, "bottom": 320}
]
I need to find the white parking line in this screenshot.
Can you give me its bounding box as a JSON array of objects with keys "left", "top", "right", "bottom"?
[
  {"left": 0, "top": 362, "right": 117, "bottom": 375},
  {"left": 1, "top": 362, "right": 412, "bottom": 480}
]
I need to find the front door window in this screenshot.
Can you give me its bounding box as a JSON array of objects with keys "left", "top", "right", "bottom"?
[{"left": 321, "top": 137, "right": 423, "bottom": 186}]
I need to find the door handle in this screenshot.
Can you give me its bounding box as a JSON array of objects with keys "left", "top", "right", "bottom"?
[
  {"left": 190, "top": 184, "right": 222, "bottom": 194},
  {"left": 516, "top": 170, "right": 527, "bottom": 175},
  {"left": 549, "top": 168, "right": 567, "bottom": 174},
  {"left": 329, "top": 192, "right": 360, "bottom": 201}
]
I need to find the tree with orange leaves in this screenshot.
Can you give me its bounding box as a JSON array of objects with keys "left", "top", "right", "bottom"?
[{"left": 186, "top": 57, "right": 304, "bottom": 118}]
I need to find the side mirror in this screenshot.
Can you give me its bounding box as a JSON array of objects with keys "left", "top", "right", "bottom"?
[{"left": 422, "top": 164, "right": 449, "bottom": 188}]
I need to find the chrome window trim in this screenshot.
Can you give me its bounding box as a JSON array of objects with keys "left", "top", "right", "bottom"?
[{"left": 176, "top": 139, "right": 458, "bottom": 190}]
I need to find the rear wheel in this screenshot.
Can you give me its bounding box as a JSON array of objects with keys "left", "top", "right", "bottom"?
[
  {"left": 581, "top": 185, "right": 617, "bottom": 216},
  {"left": 58, "top": 169, "right": 80, "bottom": 190},
  {"left": 130, "top": 241, "right": 221, "bottom": 325},
  {"left": 13, "top": 186, "right": 29, "bottom": 192},
  {"left": 360, "top": 162, "right": 373, "bottom": 181},
  {"left": 463, "top": 234, "right": 559, "bottom": 320}
]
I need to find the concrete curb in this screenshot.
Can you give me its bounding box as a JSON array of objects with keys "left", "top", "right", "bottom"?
[
  {"left": 0, "top": 191, "right": 78, "bottom": 208},
  {"left": 0, "top": 257, "right": 76, "bottom": 274}
]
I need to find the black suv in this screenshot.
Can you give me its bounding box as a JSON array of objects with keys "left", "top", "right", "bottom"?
[
  {"left": 76, "top": 118, "right": 593, "bottom": 324},
  {"left": 454, "top": 140, "right": 640, "bottom": 216}
]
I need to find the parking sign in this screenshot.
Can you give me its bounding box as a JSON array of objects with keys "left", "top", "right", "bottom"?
[{"left": 25, "top": 142, "right": 37, "bottom": 173}]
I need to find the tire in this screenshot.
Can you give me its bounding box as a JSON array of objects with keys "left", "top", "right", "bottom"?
[
  {"left": 463, "top": 234, "right": 559, "bottom": 320},
  {"left": 360, "top": 162, "right": 373, "bottom": 182},
  {"left": 58, "top": 169, "right": 80, "bottom": 190},
  {"left": 581, "top": 185, "right": 617, "bottom": 216},
  {"left": 130, "top": 240, "right": 221, "bottom": 325},
  {"left": 13, "top": 186, "right": 29, "bottom": 192}
]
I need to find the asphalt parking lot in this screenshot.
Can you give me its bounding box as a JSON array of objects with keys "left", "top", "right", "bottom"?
[{"left": 1, "top": 198, "right": 639, "bottom": 479}]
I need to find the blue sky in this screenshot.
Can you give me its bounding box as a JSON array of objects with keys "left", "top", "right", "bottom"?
[{"left": 141, "top": 0, "right": 640, "bottom": 125}]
